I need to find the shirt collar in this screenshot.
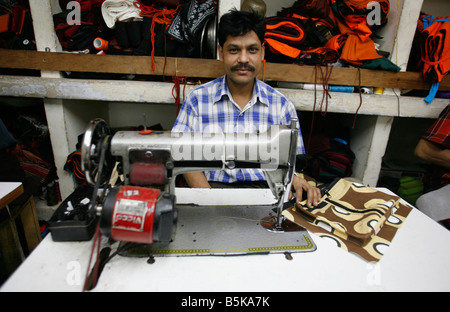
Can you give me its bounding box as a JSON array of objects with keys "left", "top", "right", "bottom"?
[{"left": 214, "top": 75, "right": 270, "bottom": 107}]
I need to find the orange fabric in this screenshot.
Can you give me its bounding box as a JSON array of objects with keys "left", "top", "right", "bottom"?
[
  {"left": 291, "top": 13, "right": 309, "bottom": 21},
  {"left": 343, "top": 0, "right": 389, "bottom": 14},
  {"left": 325, "top": 34, "right": 346, "bottom": 51},
  {"left": 326, "top": 1, "right": 383, "bottom": 65},
  {"left": 341, "top": 34, "right": 378, "bottom": 65},
  {"left": 264, "top": 37, "right": 302, "bottom": 59},
  {"left": 267, "top": 0, "right": 388, "bottom": 66},
  {"left": 420, "top": 16, "right": 450, "bottom": 82},
  {"left": 266, "top": 20, "right": 305, "bottom": 43},
  {"left": 264, "top": 16, "right": 306, "bottom": 60},
  {"left": 341, "top": 14, "right": 372, "bottom": 40}
]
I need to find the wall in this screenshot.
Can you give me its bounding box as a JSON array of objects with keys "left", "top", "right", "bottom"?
[{"left": 422, "top": 0, "right": 450, "bottom": 15}]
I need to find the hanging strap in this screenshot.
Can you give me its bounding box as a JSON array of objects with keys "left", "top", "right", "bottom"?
[
  {"left": 425, "top": 82, "right": 440, "bottom": 104},
  {"left": 422, "top": 15, "right": 450, "bottom": 29}
]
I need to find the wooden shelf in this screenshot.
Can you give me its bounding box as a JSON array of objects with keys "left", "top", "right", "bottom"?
[{"left": 1, "top": 49, "right": 448, "bottom": 91}]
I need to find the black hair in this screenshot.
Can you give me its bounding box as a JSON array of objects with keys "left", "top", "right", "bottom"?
[{"left": 218, "top": 9, "right": 266, "bottom": 47}]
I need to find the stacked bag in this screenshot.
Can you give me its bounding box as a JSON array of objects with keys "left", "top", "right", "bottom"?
[{"left": 264, "top": 0, "right": 399, "bottom": 70}]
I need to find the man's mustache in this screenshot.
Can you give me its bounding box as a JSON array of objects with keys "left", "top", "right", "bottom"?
[{"left": 231, "top": 63, "right": 255, "bottom": 72}]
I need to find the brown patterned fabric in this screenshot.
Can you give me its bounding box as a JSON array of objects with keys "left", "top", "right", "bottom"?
[{"left": 283, "top": 178, "right": 412, "bottom": 262}]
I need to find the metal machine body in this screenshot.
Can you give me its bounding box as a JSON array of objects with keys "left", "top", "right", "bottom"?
[{"left": 81, "top": 118, "right": 299, "bottom": 245}]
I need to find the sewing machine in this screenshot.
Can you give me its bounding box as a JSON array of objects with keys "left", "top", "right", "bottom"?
[{"left": 80, "top": 118, "right": 312, "bottom": 254}]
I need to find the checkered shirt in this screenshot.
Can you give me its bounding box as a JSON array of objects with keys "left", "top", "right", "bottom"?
[
  {"left": 423, "top": 104, "right": 450, "bottom": 149},
  {"left": 422, "top": 104, "right": 450, "bottom": 187},
  {"left": 172, "top": 75, "right": 305, "bottom": 183}
]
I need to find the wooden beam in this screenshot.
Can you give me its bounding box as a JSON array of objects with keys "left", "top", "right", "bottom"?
[
  {"left": 0, "top": 49, "right": 178, "bottom": 76},
  {"left": 0, "top": 49, "right": 448, "bottom": 91},
  {"left": 262, "top": 63, "right": 450, "bottom": 91}
]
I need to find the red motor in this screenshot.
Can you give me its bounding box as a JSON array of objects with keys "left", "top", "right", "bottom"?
[{"left": 100, "top": 186, "right": 177, "bottom": 244}]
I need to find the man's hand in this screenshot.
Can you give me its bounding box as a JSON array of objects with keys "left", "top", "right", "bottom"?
[{"left": 289, "top": 174, "right": 321, "bottom": 208}]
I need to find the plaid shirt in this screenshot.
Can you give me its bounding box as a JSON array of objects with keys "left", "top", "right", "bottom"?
[
  {"left": 172, "top": 75, "right": 304, "bottom": 183},
  {"left": 422, "top": 104, "right": 450, "bottom": 188},
  {"left": 423, "top": 104, "right": 450, "bottom": 148}
]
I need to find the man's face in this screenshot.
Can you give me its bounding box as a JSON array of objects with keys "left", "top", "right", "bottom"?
[{"left": 218, "top": 30, "right": 265, "bottom": 88}]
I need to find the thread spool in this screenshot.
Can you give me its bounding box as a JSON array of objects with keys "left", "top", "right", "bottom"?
[
  {"left": 302, "top": 84, "right": 324, "bottom": 90},
  {"left": 93, "top": 37, "right": 109, "bottom": 50},
  {"left": 360, "top": 87, "right": 373, "bottom": 94},
  {"left": 302, "top": 84, "right": 354, "bottom": 93},
  {"left": 374, "top": 87, "right": 384, "bottom": 95},
  {"left": 329, "top": 86, "right": 354, "bottom": 93}
]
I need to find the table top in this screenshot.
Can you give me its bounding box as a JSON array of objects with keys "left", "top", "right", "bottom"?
[
  {"left": 0, "top": 182, "right": 23, "bottom": 209},
  {"left": 1, "top": 187, "right": 450, "bottom": 292}
]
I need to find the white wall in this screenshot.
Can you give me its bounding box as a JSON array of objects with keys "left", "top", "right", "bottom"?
[
  {"left": 422, "top": 0, "right": 450, "bottom": 16},
  {"left": 108, "top": 102, "right": 178, "bottom": 130}
]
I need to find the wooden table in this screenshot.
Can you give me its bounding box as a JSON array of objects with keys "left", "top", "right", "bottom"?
[
  {"left": 0, "top": 182, "right": 23, "bottom": 210},
  {"left": 0, "top": 182, "right": 41, "bottom": 285}
]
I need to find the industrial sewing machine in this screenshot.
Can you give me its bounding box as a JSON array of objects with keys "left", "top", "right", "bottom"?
[{"left": 80, "top": 118, "right": 315, "bottom": 255}]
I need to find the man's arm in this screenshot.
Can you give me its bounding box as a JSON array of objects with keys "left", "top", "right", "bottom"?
[
  {"left": 414, "top": 138, "right": 450, "bottom": 170},
  {"left": 183, "top": 172, "right": 212, "bottom": 188}
]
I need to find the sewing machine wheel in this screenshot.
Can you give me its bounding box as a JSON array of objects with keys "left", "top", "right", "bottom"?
[{"left": 81, "top": 118, "right": 115, "bottom": 185}]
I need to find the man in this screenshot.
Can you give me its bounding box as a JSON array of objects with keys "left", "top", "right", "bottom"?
[
  {"left": 414, "top": 104, "right": 450, "bottom": 228},
  {"left": 172, "top": 9, "right": 321, "bottom": 208}
]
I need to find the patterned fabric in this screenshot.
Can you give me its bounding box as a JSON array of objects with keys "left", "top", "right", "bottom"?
[
  {"left": 167, "top": 0, "right": 215, "bottom": 54},
  {"left": 172, "top": 75, "right": 304, "bottom": 183},
  {"left": 283, "top": 178, "right": 412, "bottom": 262},
  {"left": 11, "top": 147, "right": 51, "bottom": 183}
]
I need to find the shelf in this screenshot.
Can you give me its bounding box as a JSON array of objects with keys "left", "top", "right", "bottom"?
[
  {"left": 1, "top": 75, "right": 448, "bottom": 119},
  {"left": 1, "top": 48, "right": 449, "bottom": 91}
]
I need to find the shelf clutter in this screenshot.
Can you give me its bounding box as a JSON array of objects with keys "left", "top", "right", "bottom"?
[{"left": 0, "top": 0, "right": 449, "bottom": 94}]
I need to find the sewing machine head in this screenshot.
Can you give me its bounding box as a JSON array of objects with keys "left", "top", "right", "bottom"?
[{"left": 81, "top": 118, "right": 298, "bottom": 244}]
